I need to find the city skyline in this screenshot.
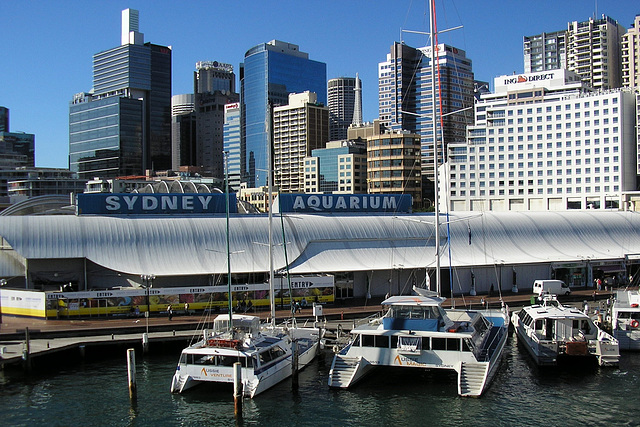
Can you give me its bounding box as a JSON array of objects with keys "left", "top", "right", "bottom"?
[{"left": 0, "top": 0, "right": 637, "bottom": 169}]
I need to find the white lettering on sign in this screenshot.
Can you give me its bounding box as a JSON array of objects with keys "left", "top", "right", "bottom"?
[{"left": 290, "top": 195, "right": 399, "bottom": 212}]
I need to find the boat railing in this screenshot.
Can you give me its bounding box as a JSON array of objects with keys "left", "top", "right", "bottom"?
[
  {"left": 476, "top": 323, "right": 508, "bottom": 362},
  {"left": 597, "top": 328, "right": 619, "bottom": 344}
]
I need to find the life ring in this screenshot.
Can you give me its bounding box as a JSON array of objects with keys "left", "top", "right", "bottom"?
[{"left": 631, "top": 320, "right": 639, "bottom": 328}]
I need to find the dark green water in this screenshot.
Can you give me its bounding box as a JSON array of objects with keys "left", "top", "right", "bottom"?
[{"left": 1, "top": 336, "right": 638, "bottom": 427}]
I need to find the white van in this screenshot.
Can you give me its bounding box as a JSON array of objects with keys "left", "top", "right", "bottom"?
[{"left": 532, "top": 279, "right": 571, "bottom": 296}]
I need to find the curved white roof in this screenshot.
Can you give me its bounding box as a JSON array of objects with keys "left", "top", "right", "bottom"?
[{"left": 0, "top": 210, "right": 639, "bottom": 277}]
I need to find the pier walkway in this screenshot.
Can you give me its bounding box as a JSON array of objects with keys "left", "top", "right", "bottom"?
[{"left": 0, "top": 289, "right": 613, "bottom": 368}]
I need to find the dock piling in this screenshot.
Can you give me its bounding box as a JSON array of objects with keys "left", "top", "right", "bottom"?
[
  {"left": 233, "top": 361, "right": 242, "bottom": 419},
  {"left": 142, "top": 333, "right": 149, "bottom": 354},
  {"left": 127, "top": 348, "right": 137, "bottom": 403},
  {"left": 292, "top": 339, "right": 299, "bottom": 390}
]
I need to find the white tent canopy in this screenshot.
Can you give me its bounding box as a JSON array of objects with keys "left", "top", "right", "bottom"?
[{"left": 0, "top": 211, "right": 639, "bottom": 277}]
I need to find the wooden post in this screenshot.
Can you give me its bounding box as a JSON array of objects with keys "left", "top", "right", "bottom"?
[
  {"left": 127, "top": 348, "right": 137, "bottom": 403},
  {"left": 233, "top": 362, "right": 242, "bottom": 419},
  {"left": 291, "top": 339, "right": 299, "bottom": 390}
]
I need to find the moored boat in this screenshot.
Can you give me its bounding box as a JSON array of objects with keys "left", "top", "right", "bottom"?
[
  {"left": 512, "top": 294, "right": 619, "bottom": 366},
  {"left": 170, "top": 314, "right": 319, "bottom": 397},
  {"left": 328, "top": 289, "right": 509, "bottom": 397},
  {"left": 611, "top": 289, "right": 640, "bottom": 350}
]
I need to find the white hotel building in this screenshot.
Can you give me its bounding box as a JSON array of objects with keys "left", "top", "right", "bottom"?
[{"left": 445, "top": 69, "right": 638, "bottom": 212}]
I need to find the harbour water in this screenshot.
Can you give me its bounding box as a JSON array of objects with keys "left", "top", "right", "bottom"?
[{"left": 0, "top": 336, "right": 638, "bottom": 427}]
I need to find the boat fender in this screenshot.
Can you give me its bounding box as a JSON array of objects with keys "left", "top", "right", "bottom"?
[
  {"left": 631, "top": 320, "right": 639, "bottom": 328},
  {"left": 333, "top": 345, "right": 339, "bottom": 354},
  {"left": 337, "top": 324, "right": 343, "bottom": 337}
]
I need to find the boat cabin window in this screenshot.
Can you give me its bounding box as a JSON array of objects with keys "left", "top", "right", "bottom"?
[
  {"left": 574, "top": 319, "right": 591, "bottom": 334},
  {"left": 259, "top": 346, "right": 286, "bottom": 364},
  {"left": 462, "top": 338, "right": 472, "bottom": 352},
  {"left": 393, "top": 336, "right": 430, "bottom": 350},
  {"left": 361, "top": 335, "right": 389, "bottom": 348},
  {"left": 182, "top": 353, "right": 254, "bottom": 368},
  {"left": 535, "top": 320, "right": 543, "bottom": 332},
  {"left": 432, "top": 338, "right": 446, "bottom": 350},
  {"left": 375, "top": 335, "right": 389, "bottom": 348},
  {"left": 432, "top": 337, "right": 462, "bottom": 351},
  {"left": 618, "top": 312, "right": 640, "bottom": 320},
  {"left": 447, "top": 338, "right": 461, "bottom": 351},
  {"left": 362, "top": 335, "right": 374, "bottom": 347},
  {"left": 389, "top": 305, "right": 442, "bottom": 320},
  {"left": 352, "top": 334, "right": 361, "bottom": 347}
]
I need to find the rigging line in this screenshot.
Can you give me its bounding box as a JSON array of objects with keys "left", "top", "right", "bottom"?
[{"left": 432, "top": 0, "right": 455, "bottom": 304}]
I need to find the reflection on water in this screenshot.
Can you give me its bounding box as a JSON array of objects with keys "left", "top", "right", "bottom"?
[{"left": 0, "top": 336, "right": 639, "bottom": 426}]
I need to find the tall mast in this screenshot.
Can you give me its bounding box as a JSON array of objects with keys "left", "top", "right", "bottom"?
[
  {"left": 224, "top": 151, "right": 232, "bottom": 329},
  {"left": 430, "top": 0, "right": 441, "bottom": 295},
  {"left": 267, "top": 102, "right": 276, "bottom": 325}
]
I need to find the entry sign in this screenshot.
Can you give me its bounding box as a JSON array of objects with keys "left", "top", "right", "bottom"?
[{"left": 76, "top": 193, "right": 237, "bottom": 215}]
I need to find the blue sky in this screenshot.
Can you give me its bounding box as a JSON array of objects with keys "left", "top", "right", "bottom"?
[{"left": 0, "top": 0, "right": 637, "bottom": 168}]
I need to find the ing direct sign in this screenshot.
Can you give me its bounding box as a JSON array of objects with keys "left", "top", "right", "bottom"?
[{"left": 76, "top": 193, "right": 237, "bottom": 216}]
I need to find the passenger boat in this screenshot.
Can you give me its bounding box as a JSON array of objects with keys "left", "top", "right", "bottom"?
[
  {"left": 170, "top": 314, "right": 319, "bottom": 397},
  {"left": 327, "top": 288, "right": 510, "bottom": 397},
  {"left": 610, "top": 289, "right": 640, "bottom": 350},
  {"left": 512, "top": 294, "right": 619, "bottom": 366},
  {"left": 170, "top": 152, "right": 319, "bottom": 397}
]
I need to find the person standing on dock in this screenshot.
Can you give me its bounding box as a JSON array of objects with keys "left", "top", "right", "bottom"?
[
  {"left": 184, "top": 302, "right": 189, "bottom": 315},
  {"left": 167, "top": 304, "right": 173, "bottom": 321}
]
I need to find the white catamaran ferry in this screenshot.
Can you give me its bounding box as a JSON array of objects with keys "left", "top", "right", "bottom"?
[
  {"left": 170, "top": 314, "right": 318, "bottom": 397},
  {"left": 512, "top": 294, "right": 619, "bottom": 366},
  {"left": 328, "top": 290, "right": 510, "bottom": 397},
  {"left": 611, "top": 289, "right": 640, "bottom": 350}
]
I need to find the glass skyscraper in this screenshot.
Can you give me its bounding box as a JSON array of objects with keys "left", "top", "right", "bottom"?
[
  {"left": 379, "top": 42, "right": 474, "bottom": 203},
  {"left": 69, "top": 9, "right": 171, "bottom": 179},
  {"left": 240, "top": 40, "right": 326, "bottom": 188}
]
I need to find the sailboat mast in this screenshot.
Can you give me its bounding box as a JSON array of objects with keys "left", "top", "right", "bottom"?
[
  {"left": 224, "top": 151, "right": 232, "bottom": 328},
  {"left": 267, "top": 102, "right": 276, "bottom": 325},
  {"left": 430, "top": 0, "right": 441, "bottom": 295}
]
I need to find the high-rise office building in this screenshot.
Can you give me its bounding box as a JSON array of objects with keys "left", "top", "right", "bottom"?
[
  {"left": 622, "top": 15, "right": 640, "bottom": 89},
  {"left": 447, "top": 69, "right": 636, "bottom": 212},
  {"left": 304, "top": 140, "right": 367, "bottom": 194},
  {"left": 367, "top": 131, "right": 422, "bottom": 208},
  {"left": 223, "top": 102, "right": 241, "bottom": 191},
  {"left": 328, "top": 75, "right": 361, "bottom": 141},
  {"left": 567, "top": 15, "right": 625, "bottom": 90},
  {"left": 69, "top": 9, "right": 172, "bottom": 179},
  {"left": 524, "top": 31, "right": 567, "bottom": 73},
  {"left": 378, "top": 42, "right": 474, "bottom": 204},
  {"left": 0, "top": 107, "right": 35, "bottom": 168},
  {"left": 171, "top": 94, "right": 196, "bottom": 171},
  {"left": 241, "top": 40, "right": 326, "bottom": 188},
  {"left": 273, "top": 92, "right": 329, "bottom": 193},
  {"left": 194, "top": 61, "right": 239, "bottom": 179}
]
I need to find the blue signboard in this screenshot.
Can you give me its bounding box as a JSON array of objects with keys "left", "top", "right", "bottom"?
[
  {"left": 274, "top": 194, "right": 412, "bottom": 214},
  {"left": 76, "top": 193, "right": 237, "bottom": 215}
]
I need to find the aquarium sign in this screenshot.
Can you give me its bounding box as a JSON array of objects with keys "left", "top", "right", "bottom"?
[
  {"left": 275, "top": 194, "right": 412, "bottom": 214},
  {"left": 77, "top": 193, "right": 237, "bottom": 215}
]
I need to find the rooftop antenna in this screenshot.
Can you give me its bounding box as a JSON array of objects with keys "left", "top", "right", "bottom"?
[{"left": 352, "top": 73, "right": 363, "bottom": 126}]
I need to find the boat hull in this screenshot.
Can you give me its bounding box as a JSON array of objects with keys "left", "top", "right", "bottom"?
[{"left": 329, "top": 308, "right": 510, "bottom": 397}]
